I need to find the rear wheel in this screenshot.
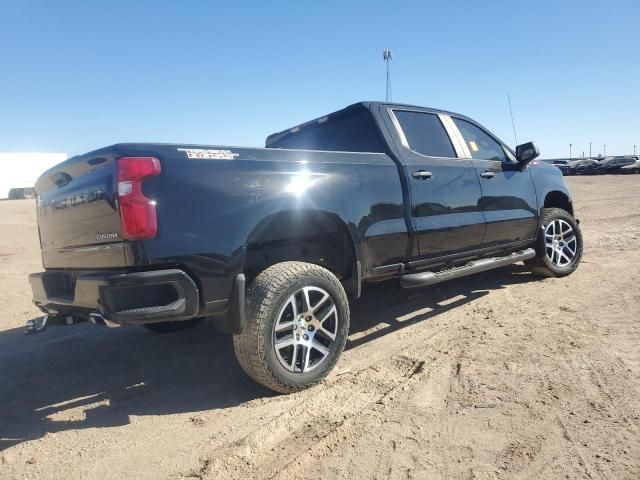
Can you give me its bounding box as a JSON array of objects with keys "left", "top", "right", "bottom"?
[
  {"left": 525, "top": 207, "right": 583, "bottom": 277},
  {"left": 143, "top": 317, "right": 203, "bottom": 334},
  {"left": 233, "top": 261, "right": 350, "bottom": 393}
]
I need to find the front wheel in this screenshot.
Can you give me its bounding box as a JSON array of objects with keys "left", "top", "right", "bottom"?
[
  {"left": 525, "top": 207, "right": 583, "bottom": 277},
  {"left": 233, "top": 261, "right": 350, "bottom": 393}
]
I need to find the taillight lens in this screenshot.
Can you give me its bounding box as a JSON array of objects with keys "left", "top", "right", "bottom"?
[{"left": 117, "top": 157, "right": 161, "bottom": 240}]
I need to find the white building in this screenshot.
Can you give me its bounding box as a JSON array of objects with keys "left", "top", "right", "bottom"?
[{"left": 0, "top": 152, "right": 67, "bottom": 199}]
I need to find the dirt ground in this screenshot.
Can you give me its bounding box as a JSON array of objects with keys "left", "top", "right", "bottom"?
[{"left": 1, "top": 176, "right": 639, "bottom": 479}]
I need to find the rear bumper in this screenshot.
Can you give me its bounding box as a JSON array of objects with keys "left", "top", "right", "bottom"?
[{"left": 29, "top": 268, "right": 200, "bottom": 325}]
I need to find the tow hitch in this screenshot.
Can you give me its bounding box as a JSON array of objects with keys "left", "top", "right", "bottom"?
[
  {"left": 24, "top": 314, "right": 79, "bottom": 335},
  {"left": 24, "top": 312, "right": 122, "bottom": 335},
  {"left": 24, "top": 315, "right": 50, "bottom": 334}
]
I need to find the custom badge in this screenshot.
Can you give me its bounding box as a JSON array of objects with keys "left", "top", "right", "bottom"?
[
  {"left": 96, "top": 232, "right": 119, "bottom": 240},
  {"left": 178, "top": 148, "right": 240, "bottom": 160}
]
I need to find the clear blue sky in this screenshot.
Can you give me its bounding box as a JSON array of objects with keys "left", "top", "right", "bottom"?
[{"left": 1, "top": 0, "right": 639, "bottom": 158}]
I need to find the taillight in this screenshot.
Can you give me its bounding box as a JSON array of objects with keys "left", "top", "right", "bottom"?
[{"left": 117, "top": 157, "right": 161, "bottom": 240}]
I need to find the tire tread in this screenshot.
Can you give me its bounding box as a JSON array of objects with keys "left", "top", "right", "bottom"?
[
  {"left": 525, "top": 207, "right": 582, "bottom": 277},
  {"left": 233, "top": 261, "right": 349, "bottom": 393}
]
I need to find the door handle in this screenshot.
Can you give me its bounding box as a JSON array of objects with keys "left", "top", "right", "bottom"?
[
  {"left": 412, "top": 170, "right": 433, "bottom": 180},
  {"left": 480, "top": 171, "right": 496, "bottom": 179}
]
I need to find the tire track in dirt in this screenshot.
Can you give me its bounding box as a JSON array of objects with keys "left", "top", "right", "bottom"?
[
  {"left": 562, "top": 350, "right": 640, "bottom": 478},
  {"left": 182, "top": 355, "right": 428, "bottom": 479},
  {"left": 284, "top": 317, "right": 480, "bottom": 479}
]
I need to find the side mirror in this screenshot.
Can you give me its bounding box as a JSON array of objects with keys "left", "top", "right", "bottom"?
[{"left": 516, "top": 141, "right": 540, "bottom": 164}]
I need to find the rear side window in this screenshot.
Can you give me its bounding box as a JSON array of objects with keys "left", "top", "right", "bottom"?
[
  {"left": 267, "top": 109, "right": 385, "bottom": 153},
  {"left": 393, "top": 111, "right": 456, "bottom": 158},
  {"left": 453, "top": 118, "right": 507, "bottom": 162}
]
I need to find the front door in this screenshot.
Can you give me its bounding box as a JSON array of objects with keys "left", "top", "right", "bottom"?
[
  {"left": 450, "top": 116, "right": 538, "bottom": 246},
  {"left": 388, "top": 109, "right": 486, "bottom": 259}
]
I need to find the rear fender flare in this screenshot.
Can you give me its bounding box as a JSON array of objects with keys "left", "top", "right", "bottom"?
[{"left": 241, "top": 208, "right": 362, "bottom": 296}]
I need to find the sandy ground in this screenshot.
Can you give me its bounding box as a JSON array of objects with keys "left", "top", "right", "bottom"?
[{"left": 1, "top": 176, "right": 639, "bottom": 479}]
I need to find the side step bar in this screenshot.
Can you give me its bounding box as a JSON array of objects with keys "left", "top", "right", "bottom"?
[{"left": 400, "top": 248, "right": 536, "bottom": 288}]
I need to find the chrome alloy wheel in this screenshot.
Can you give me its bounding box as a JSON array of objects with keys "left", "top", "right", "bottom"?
[
  {"left": 544, "top": 219, "right": 578, "bottom": 267},
  {"left": 273, "top": 286, "right": 338, "bottom": 373}
]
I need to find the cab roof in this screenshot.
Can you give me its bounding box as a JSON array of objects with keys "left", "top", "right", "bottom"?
[{"left": 265, "top": 101, "right": 462, "bottom": 147}]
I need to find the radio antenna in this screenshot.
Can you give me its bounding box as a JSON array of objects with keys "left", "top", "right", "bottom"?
[{"left": 507, "top": 94, "right": 518, "bottom": 146}]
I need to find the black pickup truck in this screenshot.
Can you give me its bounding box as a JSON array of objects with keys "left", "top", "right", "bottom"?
[{"left": 29, "top": 101, "right": 583, "bottom": 392}]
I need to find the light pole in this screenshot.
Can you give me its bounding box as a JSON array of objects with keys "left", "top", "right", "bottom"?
[
  {"left": 589, "top": 142, "right": 592, "bottom": 158},
  {"left": 383, "top": 49, "right": 393, "bottom": 102},
  {"left": 569, "top": 143, "right": 572, "bottom": 159},
  {"left": 635, "top": 144, "right": 637, "bottom": 156},
  {"left": 603, "top": 144, "right": 606, "bottom": 156}
]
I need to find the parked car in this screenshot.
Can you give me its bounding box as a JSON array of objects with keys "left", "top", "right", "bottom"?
[
  {"left": 7, "top": 187, "right": 36, "bottom": 199},
  {"left": 567, "top": 159, "right": 600, "bottom": 175},
  {"left": 539, "top": 159, "right": 571, "bottom": 175},
  {"left": 28, "top": 101, "right": 583, "bottom": 393},
  {"left": 620, "top": 159, "right": 640, "bottom": 174},
  {"left": 556, "top": 162, "right": 572, "bottom": 175},
  {"left": 595, "top": 156, "right": 639, "bottom": 174}
]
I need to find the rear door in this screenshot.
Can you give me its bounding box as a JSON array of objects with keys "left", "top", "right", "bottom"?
[
  {"left": 450, "top": 117, "right": 538, "bottom": 246},
  {"left": 385, "top": 108, "right": 486, "bottom": 259}
]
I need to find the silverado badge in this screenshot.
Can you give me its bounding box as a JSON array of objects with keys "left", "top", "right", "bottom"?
[{"left": 178, "top": 148, "right": 240, "bottom": 160}]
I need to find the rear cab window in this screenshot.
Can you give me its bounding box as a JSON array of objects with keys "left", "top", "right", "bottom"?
[{"left": 266, "top": 108, "right": 385, "bottom": 153}]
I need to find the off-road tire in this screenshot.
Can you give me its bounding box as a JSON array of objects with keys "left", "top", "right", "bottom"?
[
  {"left": 143, "top": 317, "right": 203, "bottom": 334},
  {"left": 233, "top": 261, "right": 350, "bottom": 394},
  {"left": 525, "top": 207, "right": 583, "bottom": 277}
]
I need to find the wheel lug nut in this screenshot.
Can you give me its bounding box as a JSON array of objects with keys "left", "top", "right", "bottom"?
[
  {"left": 296, "top": 334, "right": 300, "bottom": 340},
  {"left": 303, "top": 334, "right": 309, "bottom": 340},
  {"left": 308, "top": 326, "right": 314, "bottom": 332},
  {"left": 306, "top": 316, "right": 312, "bottom": 321},
  {"left": 293, "top": 325, "right": 297, "bottom": 330}
]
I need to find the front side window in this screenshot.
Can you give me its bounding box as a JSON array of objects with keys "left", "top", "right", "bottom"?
[
  {"left": 452, "top": 118, "right": 508, "bottom": 162},
  {"left": 393, "top": 110, "right": 456, "bottom": 158}
]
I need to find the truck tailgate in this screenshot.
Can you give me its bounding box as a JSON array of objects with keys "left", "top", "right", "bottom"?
[{"left": 34, "top": 151, "right": 127, "bottom": 268}]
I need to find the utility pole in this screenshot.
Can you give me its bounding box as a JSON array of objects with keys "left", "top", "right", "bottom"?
[
  {"left": 589, "top": 142, "right": 592, "bottom": 158},
  {"left": 569, "top": 143, "right": 572, "bottom": 159},
  {"left": 603, "top": 144, "right": 606, "bottom": 156},
  {"left": 383, "top": 49, "right": 393, "bottom": 102}
]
